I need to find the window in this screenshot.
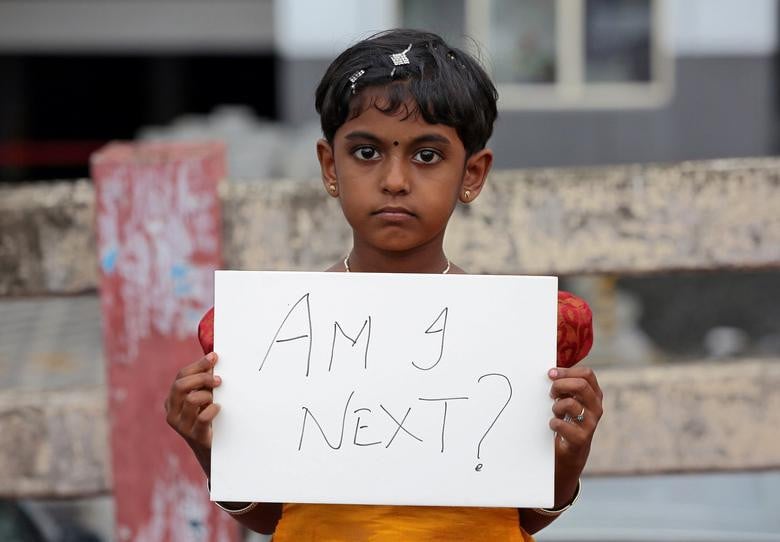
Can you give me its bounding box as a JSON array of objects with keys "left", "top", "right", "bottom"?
[
  {"left": 401, "top": 0, "right": 673, "bottom": 109},
  {"left": 487, "top": 0, "right": 557, "bottom": 84}
]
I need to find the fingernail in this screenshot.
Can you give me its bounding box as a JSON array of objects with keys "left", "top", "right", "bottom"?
[
  {"left": 214, "top": 375, "right": 222, "bottom": 385},
  {"left": 548, "top": 368, "right": 558, "bottom": 378},
  {"left": 207, "top": 352, "right": 215, "bottom": 362}
]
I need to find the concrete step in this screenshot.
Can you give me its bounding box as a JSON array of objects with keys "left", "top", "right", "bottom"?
[{"left": 1, "top": 295, "right": 779, "bottom": 498}]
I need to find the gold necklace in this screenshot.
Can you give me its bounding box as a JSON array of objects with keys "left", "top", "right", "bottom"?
[{"left": 343, "top": 255, "right": 451, "bottom": 274}]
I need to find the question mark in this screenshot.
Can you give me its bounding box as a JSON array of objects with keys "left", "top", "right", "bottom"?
[{"left": 475, "top": 373, "right": 513, "bottom": 472}]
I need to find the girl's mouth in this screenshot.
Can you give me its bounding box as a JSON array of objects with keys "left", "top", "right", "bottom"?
[
  {"left": 372, "top": 206, "right": 416, "bottom": 221},
  {"left": 373, "top": 205, "right": 415, "bottom": 216}
]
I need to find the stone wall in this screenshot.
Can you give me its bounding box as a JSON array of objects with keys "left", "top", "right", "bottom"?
[
  {"left": 3, "top": 358, "right": 778, "bottom": 497},
  {"left": 3, "top": 156, "right": 779, "bottom": 296},
  {"left": 2, "top": 156, "right": 779, "bottom": 497}
]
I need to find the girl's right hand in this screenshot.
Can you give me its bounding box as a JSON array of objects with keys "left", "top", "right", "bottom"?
[{"left": 164, "top": 352, "right": 222, "bottom": 473}]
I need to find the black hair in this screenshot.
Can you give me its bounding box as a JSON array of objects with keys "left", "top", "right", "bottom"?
[{"left": 315, "top": 29, "right": 498, "bottom": 156}]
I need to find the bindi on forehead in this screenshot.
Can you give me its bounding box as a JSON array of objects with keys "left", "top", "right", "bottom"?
[{"left": 393, "top": 141, "right": 399, "bottom": 146}]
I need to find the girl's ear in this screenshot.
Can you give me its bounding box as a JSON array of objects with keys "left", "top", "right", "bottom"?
[
  {"left": 459, "top": 148, "right": 493, "bottom": 203},
  {"left": 317, "top": 138, "right": 339, "bottom": 197}
]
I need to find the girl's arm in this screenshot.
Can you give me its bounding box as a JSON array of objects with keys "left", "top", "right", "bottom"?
[
  {"left": 519, "top": 365, "right": 604, "bottom": 534},
  {"left": 164, "top": 351, "right": 284, "bottom": 534}
]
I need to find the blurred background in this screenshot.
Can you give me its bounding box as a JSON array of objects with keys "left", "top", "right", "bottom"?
[
  {"left": 0, "top": 0, "right": 780, "bottom": 181},
  {"left": 1, "top": 0, "right": 779, "bottom": 541},
  {"left": 1, "top": 0, "right": 778, "bottom": 181}
]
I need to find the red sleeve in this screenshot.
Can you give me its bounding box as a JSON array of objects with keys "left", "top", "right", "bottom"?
[
  {"left": 196, "top": 292, "right": 593, "bottom": 366},
  {"left": 557, "top": 291, "right": 593, "bottom": 367},
  {"left": 198, "top": 306, "right": 215, "bottom": 355}
]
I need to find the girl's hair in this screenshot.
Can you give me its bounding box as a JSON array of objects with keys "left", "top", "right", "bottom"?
[{"left": 315, "top": 29, "right": 498, "bottom": 156}]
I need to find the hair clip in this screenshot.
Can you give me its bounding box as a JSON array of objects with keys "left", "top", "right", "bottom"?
[
  {"left": 348, "top": 69, "right": 365, "bottom": 94},
  {"left": 390, "top": 43, "right": 412, "bottom": 66},
  {"left": 389, "top": 43, "right": 412, "bottom": 78}
]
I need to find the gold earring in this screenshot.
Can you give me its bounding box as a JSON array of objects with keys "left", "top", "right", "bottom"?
[
  {"left": 329, "top": 185, "right": 337, "bottom": 193},
  {"left": 464, "top": 190, "right": 471, "bottom": 200}
]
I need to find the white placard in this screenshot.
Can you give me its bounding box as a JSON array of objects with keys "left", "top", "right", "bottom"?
[{"left": 211, "top": 271, "right": 557, "bottom": 508}]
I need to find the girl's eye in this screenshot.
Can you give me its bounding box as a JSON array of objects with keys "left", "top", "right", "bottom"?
[
  {"left": 413, "top": 149, "right": 442, "bottom": 164},
  {"left": 353, "top": 146, "right": 380, "bottom": 161}
]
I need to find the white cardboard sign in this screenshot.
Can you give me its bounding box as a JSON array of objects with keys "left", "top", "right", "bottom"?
[{"left": 211, "top": 271, "right": 557, "bottom": 508}]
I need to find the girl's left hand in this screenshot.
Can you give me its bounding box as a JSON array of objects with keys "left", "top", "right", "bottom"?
[{"left": 548, "top": 365, "right": 604, "bottom": 474}]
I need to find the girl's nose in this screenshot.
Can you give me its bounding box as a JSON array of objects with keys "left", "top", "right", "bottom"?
[{"left": 380, "top": 157, "right": 410, "bottom": 194}]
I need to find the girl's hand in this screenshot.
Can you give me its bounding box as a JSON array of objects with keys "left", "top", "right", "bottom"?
[
  {"left": 164, "top": 352, "right": 222, "bottom": 473},
  {"left": 548, "top": 365, "right": 603, "bottom": 489}
]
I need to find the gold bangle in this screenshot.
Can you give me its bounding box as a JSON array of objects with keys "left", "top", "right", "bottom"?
[
  {"left": 532, "top": 478, "right": 581, "bottom": 516},
  {"left": 207, "top": 479, "right": 259, "bottom": 516}
]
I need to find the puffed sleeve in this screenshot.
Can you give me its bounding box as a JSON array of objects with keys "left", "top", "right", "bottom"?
[
  {"left": 197, "top": 306, "right": 215, "bottom": 354},
  {"left": 557, "top": 291, "right": 593, "bottom": 367}
]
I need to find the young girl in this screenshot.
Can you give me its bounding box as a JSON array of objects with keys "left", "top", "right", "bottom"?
[{"left": 165, "top": 29, "right": 602, "bottom": 541}]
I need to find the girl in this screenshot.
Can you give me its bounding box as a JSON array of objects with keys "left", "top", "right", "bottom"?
[{"left": 165, "top": 29, "right": 602, "bottom": 541}]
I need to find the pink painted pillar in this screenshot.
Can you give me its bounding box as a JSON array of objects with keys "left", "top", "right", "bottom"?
[{"left": 92, "top": 142, "right": 239, "bottom": 542}]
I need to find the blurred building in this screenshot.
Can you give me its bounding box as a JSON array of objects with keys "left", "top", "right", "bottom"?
[
  {"left": 0, "top": 0, "right": 778, "bottom": 180},
  {"left": 277, "top": 0, "right": 780, "bottom": 170}
]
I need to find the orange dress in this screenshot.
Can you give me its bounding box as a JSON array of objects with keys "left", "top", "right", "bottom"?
[
  {"left": 198, "top": 291, "right": 592, "bottom": 540},
  {"left": 272, "top": 504, "right": 535, "bottom": 541}
]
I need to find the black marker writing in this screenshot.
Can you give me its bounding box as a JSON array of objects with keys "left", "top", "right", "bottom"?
[
  {"left": 298, "top": 390, "right": 355, "bottom": 451},
  {"left": 328, "top": 316, "right": 372, "bottom": 372},
  {"left": 259, "top": 293, "right": 313, "bottom": 376},
  {"left": 412, "top": 307, "right": 448, "bottom": 371},
  {"left": 380, "top": 404, "right": 423, "bottom": 448},
  {"left": 352, "top": 407, "right": 381, "bottom": 447},
  {"left": 475, "top": 373, "right": 513, "bottom": 471},
  {"left": 419, "top": 396, "right": 469, "bottom": 452}
]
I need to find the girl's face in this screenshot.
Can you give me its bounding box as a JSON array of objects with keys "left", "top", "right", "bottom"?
[{"left": 317, "top": 88, "right": 492, "bottom": 258}]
